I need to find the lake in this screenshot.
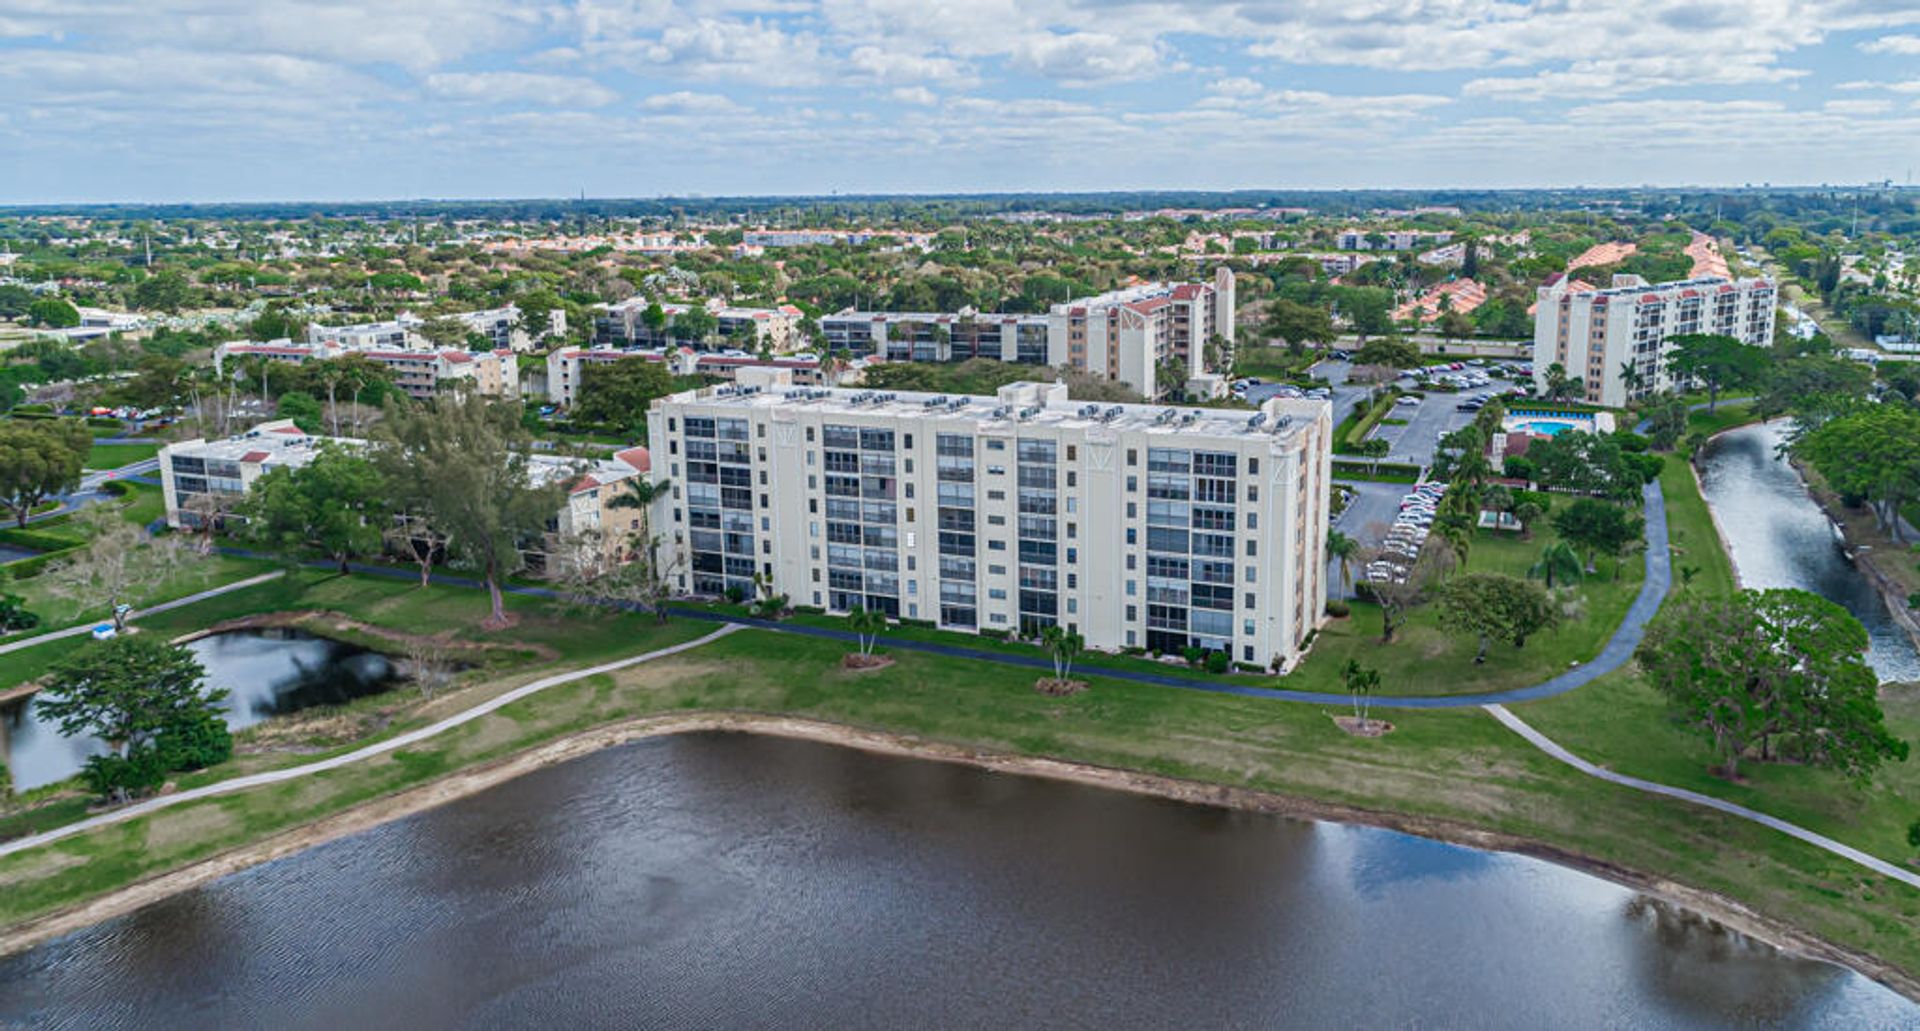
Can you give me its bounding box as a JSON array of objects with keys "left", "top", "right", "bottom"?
[{"left": 0, "top": 732, "right": 1910, "bottom": 1028}]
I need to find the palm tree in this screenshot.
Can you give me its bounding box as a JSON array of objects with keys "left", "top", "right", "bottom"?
[
  {"left": 1341, "top": 659, "right": 1380, "bottom": 732},
  {"left": 846, "top": 605, "right": 885, "bottom": 657},
  {"left": 1326, "top": 529, "right": 1359, "bottom": 596},
  {"left": 1512, "top": 498, "right": 1544, "bottom": 539},
  {"left": 1434, "top": 511, "right": 1474, "bottom": 568},
  {"left": 1528, "top": 541, "right": 1582, "bottom": 589},
  {"left": 1041, "top": 624, "right": 1084, "bottom": 683},
  {"left": 1618, "top": 359, "right": 1643, "bottom": 402}
]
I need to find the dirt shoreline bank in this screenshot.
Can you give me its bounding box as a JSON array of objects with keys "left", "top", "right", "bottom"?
[{"left": 2, "top": 711, "right": 1914, "bottom": 1003}]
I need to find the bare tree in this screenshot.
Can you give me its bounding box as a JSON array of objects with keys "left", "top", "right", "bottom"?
[
  {"left": 383, "top": 511, "right": 446, "bottom": 589},
  {"left": 1362, "top": 538, "right": 1453, "bottom": 643},
  {"left": 403, "top": 635, "right": 456, "bottom": 700},
  {"left": 46, "top": 507, "right": 197, "bottom": 632}
]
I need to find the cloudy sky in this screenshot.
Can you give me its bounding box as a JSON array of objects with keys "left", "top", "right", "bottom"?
[{"left": 3, "top": 0, "right": 1920, "bottom": 204}]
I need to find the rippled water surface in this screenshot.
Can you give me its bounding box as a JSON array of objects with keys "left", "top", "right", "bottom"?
[
  {"left": 1697, "top": 421, "right": 1920, "bottom": 682},
  {"left": 1, "top": 733, "right": 1911, "bottom": 1029}
]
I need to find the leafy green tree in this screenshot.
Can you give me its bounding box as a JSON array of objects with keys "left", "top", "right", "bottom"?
[
  {"left": 1754, "top": 354, "right": 1870, "bottom": 430},
  {"left": 131, "top": 269, "right": 194, "bottom": 312},
  {"left": 372, "top": 395, "right": 565, "bottom": 627},
  {"left": 0, "top": 419, "right": 91, "bottom": 527},
  {"left": 0, "top": 592, "right": 39, "bottom": 632},
  {"left": 672, "top": 305, "right": 718, "bottom": 344},
  {"left": 1438, "top": 572, "right": 1560, "bottom": 663},
  {"left": 1550, "top": 498, "right": 1643, "bottom": 578},
  {"left": 36, "top": 635, "right": 230, "bottom": 802},
  {"left": 275, "top": 390, "right": 324, "bottom": 433},
  {"left": 1265, "top": 299, "right": 1334, "bottom": 354},
  {"left": 1665, "top": 333, "right": 1766, "bottom": 413},
  {"left": 1643, "top": 395, "right": 1690, "bottom": 451},
  {"left": 573, "top": 357, "right": 679, "bottom": 435},
  {"left": 1338, "top": 286, "right": 1394, "bottom": 340},
  {"left": 1352, "top": 337, "right": 1420, "bottom": 369},
  {"left": 0, "top": 284, "right": 34, "bottom": 319},
  {"left": 1796, "top": 405, "right": 1920, "bottom": 542},
  {"left": 1635, "top": 589, "right": 1908, "bottom": 783},
  {"left": 25, "top": 297, "right": 81, "bottom": 328},
  {"left": 238, "top": 445, "right": 389, "bottom": 573}
]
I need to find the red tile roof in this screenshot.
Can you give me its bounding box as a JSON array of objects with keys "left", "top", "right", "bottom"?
[
  {"left": 615, "top": 446, "right": 651, "bottom": 473},
  {"left": 239, "top": 450, "right": 271, "bottom": 463}
]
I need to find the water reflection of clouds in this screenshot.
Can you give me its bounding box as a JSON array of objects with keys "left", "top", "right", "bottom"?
[{"left": 1320, "top": 821, "right": 1504, "bottom": 898}]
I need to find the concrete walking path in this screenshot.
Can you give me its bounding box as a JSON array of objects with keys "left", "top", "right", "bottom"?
[
  {"left": 0, "top": 623, "right": 742, "bottom": 860},
  {"left": 1485, "top": 703, "right": 1920, "bottom": 891},
  {"left": 0, "top": 570, "right": 288, "bottom": 660}
]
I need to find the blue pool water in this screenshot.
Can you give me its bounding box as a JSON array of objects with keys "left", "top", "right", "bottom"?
[{"left": 1518, "top": 419, "right": 1578, "bottom": 436}]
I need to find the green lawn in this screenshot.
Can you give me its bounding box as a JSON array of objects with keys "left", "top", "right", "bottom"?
[
  {"left": 1231, "top": 346, "right": 1319, "bottom": 382},
  {"left": 83, "top": 442, "right": 160, "bottom": 470},
  {"left": 1302, "top": 521, "right": 1645, "bottom": 695}
]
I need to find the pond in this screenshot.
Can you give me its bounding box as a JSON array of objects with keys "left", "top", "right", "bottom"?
[
  {"left": 0, "top": 733, "right": 1910, "bottom": 1028},
  {"left": 3, "top": 628, "right": 402, "bottom": 792}
]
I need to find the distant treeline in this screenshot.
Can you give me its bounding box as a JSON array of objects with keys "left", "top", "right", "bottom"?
[{"left": 6, "top": 187, "right": 1915, "bottom": 224}]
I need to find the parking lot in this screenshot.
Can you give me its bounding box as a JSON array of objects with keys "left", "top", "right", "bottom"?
[{"left": 1365, "top": 367, "right": 1523, "bottom": 468}]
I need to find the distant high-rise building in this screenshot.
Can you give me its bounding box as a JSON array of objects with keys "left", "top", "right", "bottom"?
[{"left": 1532, "top": 274, "right": 1776, "bottom": 407}]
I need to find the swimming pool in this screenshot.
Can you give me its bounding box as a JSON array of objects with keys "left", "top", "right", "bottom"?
[{"left": 1515, "top": 419, "right": 1579, "bottom": 436}]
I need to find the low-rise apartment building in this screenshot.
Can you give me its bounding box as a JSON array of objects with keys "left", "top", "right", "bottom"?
[
  {"left": 646, "top": 378, "right": 1332, "bottom": 669},
  {"left": 1533, "top": 273, "right": 1776, "bottom": 406},
  {"left": 594, "top": 298, "right": 805, "bottom": 352},
  {"left": 158, "top": 421, "right": 650, "bottom": 577},
  {"left": 307, "top": 306, "right": 556, "bottom": 353},
  {"left": 544, "top": 346, "right": 854, "bottom": 407},
  {"left": 215, "top": 338, "right": 518, "bottom": 401}
]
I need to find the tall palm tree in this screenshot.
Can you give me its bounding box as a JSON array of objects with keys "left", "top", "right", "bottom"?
[
  {"left": 1618, "top": 360, "right": 1643, "bottom": 403},
  {"left": 1528, "top": 540, "right": 1582, "bottom": 589},
  {"left": 1326, "top": 529, "right": 1359, "bottom": 596}
]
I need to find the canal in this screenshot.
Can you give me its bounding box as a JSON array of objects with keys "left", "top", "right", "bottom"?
[
  {"left": 1697, "top": 421, "right": 1920, "bottom": 682},
  {"left": 1, "top": 732, "right": 1910, "bottom": 1028}
]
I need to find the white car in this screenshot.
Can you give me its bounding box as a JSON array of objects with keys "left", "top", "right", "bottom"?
[{"left": 1396, "top": 396, "right": 1421, "bottom": 406}]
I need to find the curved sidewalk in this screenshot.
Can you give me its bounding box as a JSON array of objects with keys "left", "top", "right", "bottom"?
[
  {"left": 215, "top": 478, "right": 1669, "bottom": 712},
  {"left": 0, "top": 624, "right": 741, "bottom": 860},
  {"left": 0, "top": 571, "right": 288, "bottom": 661},
  {"left": 1487, "top": 703, "right": 1920, "bottom": 891}
]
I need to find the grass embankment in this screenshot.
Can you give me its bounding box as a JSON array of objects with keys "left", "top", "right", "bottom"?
[
  {"left": 1520, "top": 449, "right": 1920, "bottom": 896},
  {"left": 3, "top": 620, "right": 1917, "bottom": 992},
  {"left": 83, "top": 442, "right": 160, "bottom": 470}
]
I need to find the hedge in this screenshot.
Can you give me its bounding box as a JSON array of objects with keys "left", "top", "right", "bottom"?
[
  {"left": 3, "top": 545, "right": 84, "bottom": 579},
  {"left": 1331, "top": 460, "right": 1423, "bottom": 483},
  {"left": 0, "top": 526, "right": 87, "bottom": 552}
]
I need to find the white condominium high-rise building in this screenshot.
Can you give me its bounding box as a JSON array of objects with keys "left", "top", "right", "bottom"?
[
  {"left": 818, "top": 268, "right": 1237, "bottom": 400},
  {"left": 647, "top": 376, "right": 1331, "bottom": 669},
  {"left": 1533, "top": 273, "right": 1776, "bottom": 407}
]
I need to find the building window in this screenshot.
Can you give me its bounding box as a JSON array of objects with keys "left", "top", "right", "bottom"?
[
  {"left": 1246, "top": 539, "right": 1257, "bottom": 556},
  {"left": 1126, "top": 448, "right": 1137, "bottom": 466}
]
